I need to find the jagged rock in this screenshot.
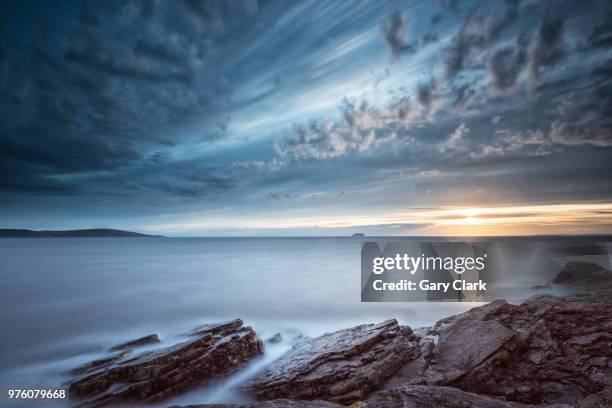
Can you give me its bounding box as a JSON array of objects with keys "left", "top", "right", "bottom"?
[
  {"left": 70, "top": 351, "right": 130, "bottom": 375},
  {"left": 548, "top": 262, "right": 612, "bottom": 302},
  {"left": 575, "top": 386, "right": 612, "bottom": 408},
  {"left": 109, "top": 334, "right": 160, "bottom": 351},
  {"left": 245, "top": 319, "right": 419, "bottom": 404},
  {"left": 69, "top": 321, "right": 263, "bottom": 407},
  {"left": 190, "top": 319, "right": 245, "bottom": 337},
  {"left": 389, "top": 295, "right": 612, "bottom": 405},
  {"left": 551, "top": 262, "right": 612, "bottom": 285},
  {"left": 429, "top": 318, "right": 516, "bottom": 385},
  {"left": 169, "top": 400, "right": 342, "bottom": 408},
  {"left": 361, "top": 384, "right": 567, "bottom": 408}
]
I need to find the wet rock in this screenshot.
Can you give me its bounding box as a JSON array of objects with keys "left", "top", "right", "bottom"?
[
  {"left": 384, "top": 327, "right": 436, "bottom": 389},
  {"left": 245, "top": 319, "right": 419, "bottom": 404},
  {"left": 551, "top": 262, "right": 612, "bottom": 285},
  {"left": 69, "top": 321, "right": 263, "bottom": 407},
  {"left": 70, "top": 351, "right": 130, "bottom": 375},
  {"left": 547, "top": 262, "right": 612, "bottom": 302},
  {"left": 361, "top": 384, "right": 563, "bottom": 408},
  {"left": 266, "top": 333, "right": 282, "bottom": 344},
  {"left": 169, "top": 400, "right": 342, "bottom": 408},
  {"left": 429, "top": 318, "right": 516, "bottom": 385},
  {"left": 190, "top": 318, "right": 245, "bottom": 337},
  {"left": 109, "top": 334, "right": 160, "bottom": 351},
  {"left": 390, "top": 295, "right": 612, "bottom": 405},
  {"left": 575, "top": 386, "right": 612, "bottom": 408}
]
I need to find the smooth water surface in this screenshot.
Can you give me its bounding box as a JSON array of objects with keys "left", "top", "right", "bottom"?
[{"left": 2, "top": 236, "right": 603, "bottom": 406}]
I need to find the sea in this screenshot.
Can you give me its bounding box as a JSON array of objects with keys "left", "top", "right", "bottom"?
[{"left": 0, "top": 236, "right": 610, "bottom": 407}]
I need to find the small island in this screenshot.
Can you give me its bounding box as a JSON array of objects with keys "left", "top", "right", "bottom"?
[
  {"left": 351, "top": 233, "right": 365, "bottom": 237},
  {"left": 0, "top": 229, "right": 160, "bottom": 238}
]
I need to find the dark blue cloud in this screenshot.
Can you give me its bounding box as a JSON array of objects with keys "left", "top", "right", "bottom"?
[{"left": 0, "top": 0, "right": 611, "bottom": 231}]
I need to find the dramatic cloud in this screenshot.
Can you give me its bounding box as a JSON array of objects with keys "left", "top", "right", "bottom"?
[
  {"left": 452, "top": 82, "right": 477, "bottom": 108},
  {"left": 444, "top": 0, "right": 522, "bottom": 80},
  {"left": 274, "top": 99, "right": 398, "bottom": 161},
  {"left": 441, "top": 123, "right": 470, "bottom": 152},
  {"left": 0, "top": 0, "right": 263, "bottom": 197},
  {"left": 586, "top": 14, "right": 612, "bottom": 50},
  {"left": 382, "top": 11, "right": 415, "bottom": 58},
  {"left": 416, "top": 78, "right": 439, "bottom": 111},
  {"left": 0, "top": 0, "right": 611, "bottom": 232},
  {"left": 530, "top": 15, "right": 567, "bottom": 77},
  {"left": 488, "top": 36, "right": 528, "bottom": 90}
]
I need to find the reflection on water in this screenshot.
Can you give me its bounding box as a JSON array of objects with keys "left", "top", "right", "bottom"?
[{"left": 0, "top": 236, "right": 608, "bottom": 406}]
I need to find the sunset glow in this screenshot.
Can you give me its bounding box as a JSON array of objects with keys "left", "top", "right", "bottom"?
[{"left": 149, "top": 202, "right": 612, "bottom": 236}]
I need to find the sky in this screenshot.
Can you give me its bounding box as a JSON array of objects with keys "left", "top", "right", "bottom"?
[{"left": 0, "top": 0, "right": 611, "bottom": 236}]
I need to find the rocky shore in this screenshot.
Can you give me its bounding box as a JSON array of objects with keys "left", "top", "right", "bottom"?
[
  {"left": 68, "top": 262, "right": 612, "bottom": 408},
  {"left": 69, "top": 319, "right": 263, "bottom": 407}
]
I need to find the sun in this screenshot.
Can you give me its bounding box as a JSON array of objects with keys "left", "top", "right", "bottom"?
[{"left": 459, "top": 208, "right": 480, "bottom": 218}]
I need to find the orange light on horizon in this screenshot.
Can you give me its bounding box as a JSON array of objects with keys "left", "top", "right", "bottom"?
[{"left": 148, "top": 202, "right": 612, "bottom": 236}]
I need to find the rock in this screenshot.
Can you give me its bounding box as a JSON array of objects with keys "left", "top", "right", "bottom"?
[
  {"left": 70, "top": 351, "right": 130, "bottom": 375},
  {"left": 361, "top": 384, "right": 564, "bottom": 408},
  {"left": 428, "top": 318, "right": 516, "bottom": 384},
  {"left": 245, "top": 319, "right": 419, "bottom": 404},
  {"left": 190, "top": 319, "right": 245, "bottom": 337},
  {"left": 69, "top": 321, "right": 263, "bottom": 407},
  {"left": 540, "top": 262, "right": 612, "bottom": 302},
  {"left": 384, "top": 327, "right": 436, "bottom": 389},
  {"left": 575, "top": 386, "right": 612, "bottom": 408},
  {"left": 109, "top": 334, "right": 160, "bottom": 351},
  {"left": 169, "top": 400, "right": 342, "bottom": 408},
  {"left": 551, "top": 262, "right": 612, "bottom": 285},
  {"left": 389, "top": 295, "right": 612, "bottom": 406},
  {"left": 266, "top": 333, "right": 282, "bottom": 344}
]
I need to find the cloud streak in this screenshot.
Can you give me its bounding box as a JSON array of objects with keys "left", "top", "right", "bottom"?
[{"left": 0, "top": 0, "right": 611, "bottom": 233}]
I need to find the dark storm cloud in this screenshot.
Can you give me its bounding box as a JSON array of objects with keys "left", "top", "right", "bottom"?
[
  {"left": 444, "top": 0, "right": 522, "bottom": 80},
  {"left": 451, "top": 82, "right": 476, "bottom": 108},
  {"left": 143, "top": 175, "right": 235, "bottom": 198},
  {"left": 488, "top": 36, "right": 527, "bottom": 90},
  {"left": 63, "top": 27, "right": 194, "bottom": 84},
  {"left": 591, "top": 60, "right": 612, "bottom": 80},
  {"left": 78, "top": 10, "right": 100, "bottom": 26},
  {"left": 0, "top": 155, "right": 77, "bottom": 194},
  {"left": 64, "top": 47, "right": 194, "bottom": 84},
  {"left": 530, "top": 15, "right": 567, "bottom": 77},
  {"left": 182, "top": 0, "right": 258, "bottom": 22},
  {"left": 0, "top": 0, "right": 265, "bottom": 197},
  {"left": 417, "top": 79, "right": 438, "bottom": 110},
  {"left": 1, "top": 0, "right": 611, "bottom": 227},
  {"left": 422, "top": 33, "right": 439, "bottom": 45},
  {"left": 268, "top": 4, "right": 612, "bottom": 205},
  {"left": 382, "top": 11, "right": 416, "bottom": 58},
  {"left": 133, "top": 40, "right": 184, "bottom": 65},
  {"left": 271, "top": 0, "right": 611, "bottom": 178},
  {"left": 586, "top": 14, "right": 612, "bottom": 50}
]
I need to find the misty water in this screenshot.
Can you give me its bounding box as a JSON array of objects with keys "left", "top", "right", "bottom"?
[{"left": 0, "top": 237, "right": 607, "bottom": 407}]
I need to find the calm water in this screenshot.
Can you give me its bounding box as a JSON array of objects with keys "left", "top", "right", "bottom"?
[{"left": 0, "top": 237, "right": 607, "bottom": 406}]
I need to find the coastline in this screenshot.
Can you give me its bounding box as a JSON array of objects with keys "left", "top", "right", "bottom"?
[{"left": 65, "top": 261, "right": 612, "bottom": 408}]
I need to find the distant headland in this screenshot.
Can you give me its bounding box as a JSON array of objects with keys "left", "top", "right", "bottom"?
[{"left": 0, "top": 229, "right": 161, "bottom": 238}]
